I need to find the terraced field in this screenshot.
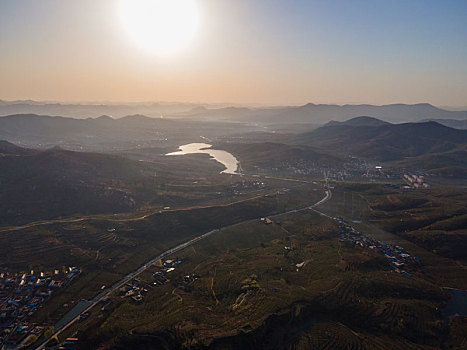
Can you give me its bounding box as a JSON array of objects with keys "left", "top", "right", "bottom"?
[
  {"left": 363, "top": 187, "right": 467, "bottom": 263},
  {"left": 1, "top": 179, "right": 323, "bottom": 332},
  {"left": 65, "top": 208, "right": 450, "bottom": 349}
]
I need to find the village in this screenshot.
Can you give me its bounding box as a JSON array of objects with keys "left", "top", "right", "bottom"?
[
  {"left": 249, "top": 156, "right": 408, "bottom": 183},
  {"left": 118, "top": 258, "right": 198, "bottom": 305},
  {"left": 335, "top": 216, "right": 420, "bottom": 275},
  {"left": 0, "top": 266, "right": 80, "bottom": 348},
  {"left": 230, "top": 179, "right": 267, "bottom": 196}
]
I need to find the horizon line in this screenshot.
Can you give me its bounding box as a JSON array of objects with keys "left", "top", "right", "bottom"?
[{"left": 3, "top": 98, "right": 467, "bottom": 110}]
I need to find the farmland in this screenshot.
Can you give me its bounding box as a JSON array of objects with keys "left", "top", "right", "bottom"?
[{"left": 67, "top": 207, "right": 454, "bottom": 349}]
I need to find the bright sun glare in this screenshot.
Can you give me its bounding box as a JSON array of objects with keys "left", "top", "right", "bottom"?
[{"left": 119, "top": 0, "right": 199, "bottom": 55}]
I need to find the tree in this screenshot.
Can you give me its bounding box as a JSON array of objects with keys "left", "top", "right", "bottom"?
[{"left": 44, "top": 326, "right": 54, "bottom": 339}]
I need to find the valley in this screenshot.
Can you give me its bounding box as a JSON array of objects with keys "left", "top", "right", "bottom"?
[
  {"left": 0, "top": 111, "right": 465, "bottom": 349},
  {"left": 3, "top": 2, "right": 467, "bottom": 349}
]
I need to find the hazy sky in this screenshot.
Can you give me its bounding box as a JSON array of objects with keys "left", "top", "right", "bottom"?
[{"left": 1, "top": 0, "right": 466, "bottom": 106}]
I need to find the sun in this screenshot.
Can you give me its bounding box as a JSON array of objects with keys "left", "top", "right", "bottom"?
[{"left": 119, "top": 0, "right": 199, "bottom": 55}]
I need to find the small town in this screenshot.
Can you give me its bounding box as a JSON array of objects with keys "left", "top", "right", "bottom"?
[
  {"left": 244, "top": 156, "right": 411, "bottom": 184},
  {"left": 0, "top": 267, "right": 80, "bottom": 348}
]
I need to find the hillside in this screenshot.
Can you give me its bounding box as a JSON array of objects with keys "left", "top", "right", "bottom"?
[
  {"left": 0, "top": 146, "right": 161, "bottom": 225},
  {"left": 325, "top": 116, "right": 391, "bottom": 127},
  {"left": 0, "top": 140, "right": 37, "bottom": 156},
  {"left": 365, "top": 187, "right": 467, "bottom": 263},
  {"left": 420, "top": 118, "right": 467, "bottom": 129},
  {"left": 393, "top": 145, "right": 467, "bottom": 178},
  {"left": 0, "top": 114, "right": 263, "bottom": 151},
  {"left": 294, "top": 121, "right": 467, "bottom": 161},
  {"left": 218, "top": 142, "right": 342, "bottom": 171}
]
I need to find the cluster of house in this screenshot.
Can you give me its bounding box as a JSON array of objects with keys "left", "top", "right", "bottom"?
[
  {"left": 119, "top": 259, "right": 186, "bottom": 304},
  {"left": 326, "top": 163, "right": 402, "bottom": 182},
  {"left": 152, "top": 259, "right": 198, "bottom": 291},
  {"left": 152, "top": 259, "right": 182, "bottom": 286},
  {"left": 335, "top": 217, "right": 419, "bottom": 276},
  {"left": 403, "top": 174, "right": 431, "bottom": 189},
  {"left": 119, "top": 278, "right": 149, "bottom": 304},
  {"left": 249, "top": 156, "right": 405, "bottom": 182},
  {"left": 0, "top": 267, "right": 80, "bottom": 348},
  {"left": 231, "top": 180, "right": 267, "bottom": 195}
]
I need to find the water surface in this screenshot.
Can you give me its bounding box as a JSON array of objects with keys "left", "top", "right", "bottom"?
[
  {"left": 443, "top": 289, "right": 467, "bottom": 317},
  {"left": 166, "top": 143, "right": 239, "bottom": 174}
]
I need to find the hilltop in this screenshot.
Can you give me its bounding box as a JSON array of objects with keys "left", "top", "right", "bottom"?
[
  {"left": 325, "top": 116, "right": 391, "bottom": 127},
  {"left": 294, "top": 120, "right": 467, "bottom": 161}
]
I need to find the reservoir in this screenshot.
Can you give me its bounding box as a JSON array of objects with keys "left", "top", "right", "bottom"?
[
  {"left": 166, "top": 143, "right": 239, "bottom": 174},
  {"left": 443, "top": 288, "right": 467, "bottom": 317}
]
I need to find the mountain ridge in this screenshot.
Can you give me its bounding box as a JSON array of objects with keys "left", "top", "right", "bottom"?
[
  {"left": 295, "top": 120, "right": 467, "bottom": 161},
  {"left": 2, "top": 101, "right": 467, "bottom": 123}
]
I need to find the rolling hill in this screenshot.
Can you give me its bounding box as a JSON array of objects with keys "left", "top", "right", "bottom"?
[
  {"left": 0, "top": 114, "right": 263, "bottom": 151},
  {"left": 393, "top": 145, "right": 467, "bottom": 178},
  {"left": 294, "top": 120, "right": 467, "bottom": 161},
  {"left": 419, "top": 118, "right": 467, "bottom": 129},
  {"left": 218, "top": 142, "right": 342, "bottom": 171},
  {"left": 0, "top": 143, "right": 161, "bottom": 225},
  {"left": 0, "top": 140, "right": 37, "bottom": 156},
  {"left": 324, "top": 116, "right": 391, "bottom": 127}
]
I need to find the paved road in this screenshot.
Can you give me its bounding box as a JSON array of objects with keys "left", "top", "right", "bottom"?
[
  {"left": 0, "top": 189, "right": 280, "bottom": 234},
  {"left": 2, "top": 174, "right": 324, "bottom": 234},
  {"left": 36, "top": 174, "right": 331, "bottom": 349},
  {"left": 36, "top": 228, "right": 220, "bottom": 349}
]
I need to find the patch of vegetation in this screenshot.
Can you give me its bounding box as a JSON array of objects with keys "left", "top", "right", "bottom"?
[{"left": 70, "top": 209, "right": 449, "bottom": 349}]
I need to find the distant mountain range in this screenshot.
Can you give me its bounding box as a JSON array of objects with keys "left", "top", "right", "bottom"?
[
  {"left": 0, "top": 113, "right": 260, "bottom": 151},
  {"left": 1, "top": 100, "right": 467, "bottom": 124},
  {"left": 0, "top": 100, "right": 200, "bottom": 119},
  {"left": 181, "top": 102, "right": 467, "bottom": 124},
  {"left": 1, "top": 113, "right": 466, "bottom": 178}
]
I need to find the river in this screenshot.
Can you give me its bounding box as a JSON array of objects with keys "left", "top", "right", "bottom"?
[{"left": 166, "top": 143, "right": 239, "bottom": 174}]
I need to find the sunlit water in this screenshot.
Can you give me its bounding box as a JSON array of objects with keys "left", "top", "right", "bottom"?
[{"left": 166, "top": 143, "right": 239, "bottom": 174}]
